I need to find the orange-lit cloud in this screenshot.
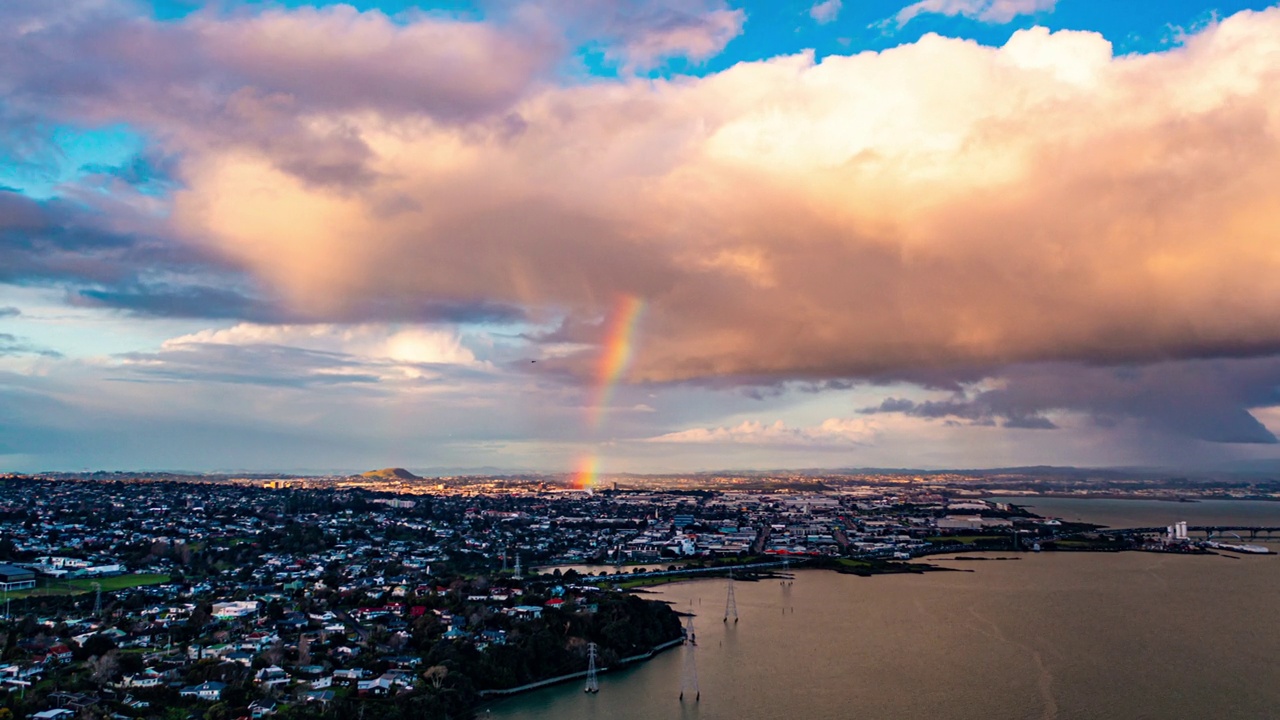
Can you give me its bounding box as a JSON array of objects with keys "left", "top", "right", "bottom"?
[{"left": 157, "top": 8, "right": 1280, "bottom": 388}]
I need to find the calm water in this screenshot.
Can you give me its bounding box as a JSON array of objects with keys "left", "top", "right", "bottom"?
[
  {"left": 989, "top": 496, "right": 1280, "bottom": 534},
  {"left": 487, "top": 500, "right": 1280, "bottom": 720}
]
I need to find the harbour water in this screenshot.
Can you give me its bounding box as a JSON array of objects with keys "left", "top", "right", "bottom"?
[
  {"left": 989, "top": 496, "right": 1280, "bottom": 533},
  {"left": 487, "top": 499, "right": 1280, "bottom": 720}
]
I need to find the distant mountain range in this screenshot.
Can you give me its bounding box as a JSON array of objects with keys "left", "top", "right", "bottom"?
[{"left": 21, "top": 460, "right": 1280, "bottom": 481}]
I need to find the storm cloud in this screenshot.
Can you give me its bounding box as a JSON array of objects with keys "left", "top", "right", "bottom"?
[{"left": 860, "top": 358, "right": 1280, "bottom": 444}]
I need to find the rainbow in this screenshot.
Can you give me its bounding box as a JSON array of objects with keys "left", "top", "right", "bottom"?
[
  {"left": 572, "top": 454, "right": 600, "bottom": 490},
  {"left": 587, "top": 294, "right": 646, "bottom": 430}
]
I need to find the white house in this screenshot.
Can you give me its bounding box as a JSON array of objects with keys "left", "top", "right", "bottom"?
[{"left": 179, "top": 681, "right": 227, "bottom": 701}]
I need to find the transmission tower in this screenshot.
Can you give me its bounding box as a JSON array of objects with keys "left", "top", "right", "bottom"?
[
  {"left": 680, "top": 603, "right": 699, "bottom": 701},
  {"left": 723, "top": 570, "right": 738, "bottom": 623},
  {"left": 501, "top": 546, "right": 508, "bottom": 574},
  {"left": 92, "top": 582, "right": 102, "bottom": 617},
  {"left": 513, "top": 554, "right": 523, "bottom": 580},
  {"left": 584, "top": 642, "right": 599, "bottom": 693}
]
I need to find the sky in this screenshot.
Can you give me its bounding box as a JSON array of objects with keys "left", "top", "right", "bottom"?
[{"left": 4, "top": 0, "right": 1280, "bottom": 475}]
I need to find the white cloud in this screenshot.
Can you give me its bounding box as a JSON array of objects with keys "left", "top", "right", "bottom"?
[
  {"left": 164, "top": 323, "right": 478, "bottom": 367},
  {"left": 894, "top": 0, "right": 1057, "bottom": 26},
  {"left": 648, "top": 417, "right": 879, "bottom": 445},
  {"left": 809, "top": 0, "right": 843, "bottom": 25}
]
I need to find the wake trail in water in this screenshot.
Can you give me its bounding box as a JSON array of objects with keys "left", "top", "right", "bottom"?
[
  {"left": 967, "top": 607, "right": 1058, "bottom": 720},
  {"left": 1141, "top": 556, "right": 1171, "bottom": 589}
]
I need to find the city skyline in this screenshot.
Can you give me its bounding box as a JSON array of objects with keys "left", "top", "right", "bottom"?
[{"left": 5, "top": 0, "right": 1280, "bottom": 473}]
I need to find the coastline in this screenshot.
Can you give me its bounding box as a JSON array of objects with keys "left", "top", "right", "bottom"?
[
  {"left": 989, "top": 493, "right": 1280, "bottom": 503},
  {"left": 478, "top": 635, "right": 686, "bottom": 702}
]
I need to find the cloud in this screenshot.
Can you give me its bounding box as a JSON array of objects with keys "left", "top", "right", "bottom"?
[
  {"left": 649, "top": 417, "right": 879, "bottom": 445},
  {"left": 115, "top": 343, "right": 386, "bottom": 388},
  {"left": 0, "top": 185, "right": 525, "bottom": 325},
  {"left": 163, "top": 323, "right": 480, "bottom": 367},
  {"left": 0, "top": 1, "right": 558, "bottom": 191},
  {"left": 0, "top": 332, "right": 61, "bottom": 358},
  {"left": 614, "top": 7, "right": 745, "bottom": 70},
  {"left": 11, "top": 0, "right": 1280, "bottom": 439},
  {"left": 522, "top": 0, "right": 744, "bottom": 71},
  {"left": 0, "top": 189, "right": 209, "bottom": 287},
  {"left": 111, "top": 323, "right": 488, "bottom": 389},
  {"left": 69, "top": 284, "right": 524, "bottom": 324},
  {"left": 0, "top": 306, "right": 19, "bottom": 318},
  {"left": 135, "top": 9, "right": 1280, "bottom": 389},
  {"left": 893, "top": 0, "right": 1057, "bottom": 26},
  {"left": 0, "top": 2, "right": 554, "bottom": 122},
  {"left": 860, "top": 357, "right": 1280, "bottom": 444},
  {"left": 809, "top": 0, "right": 843, "bottom": 25}
]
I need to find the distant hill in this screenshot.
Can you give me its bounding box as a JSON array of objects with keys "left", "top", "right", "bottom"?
[{"left": 359, "top": 467, "right": 422, "bottom": 481}]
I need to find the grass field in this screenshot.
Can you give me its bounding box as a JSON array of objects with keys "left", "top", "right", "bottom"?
[{"left": 2, "top": 573, "right": 171, "bottom": 600}]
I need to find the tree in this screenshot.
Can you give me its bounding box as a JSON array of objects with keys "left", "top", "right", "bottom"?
[
  {"left": 80, "top": 633, "right": 117, "bottom": 659},
  {"left": 88, "top": 650, "right": 121, "bottom": 686},
  {"left": 298, "top": 634, "right": 312, "bottom": 666},
  {"left": 422, "top": 665, "right": 449, "bottom": 690}
]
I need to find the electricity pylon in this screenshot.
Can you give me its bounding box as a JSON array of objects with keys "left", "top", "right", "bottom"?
[
  {"left": 724, "top": 570, "right": 738, "bottom": 623},
  {"left": 584, "top": 642, "right": 599, "bottom": 693},
  {"left": 680, "top": 603, "right": 699, "bottom": 701}
]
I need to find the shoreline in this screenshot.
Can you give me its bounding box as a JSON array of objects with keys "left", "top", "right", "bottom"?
[
  {"left": 988, "top": 493, "right": 1280, "bottom": 503},
  {"left": 478, "top": 635, "right": 686, "bottom": 703}
]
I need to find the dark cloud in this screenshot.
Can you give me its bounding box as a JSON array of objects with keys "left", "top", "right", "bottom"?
[
  {"left": 0, "top": 306, "right": 19, "bottom": 318},
  {"left": 0, "top": 190, "right": 213, "bottom": 286},
  {"left": 79, "top": 148, "right": 180, "bottom": 192},
  {"left": 865, "top": 397, "right": 917, "bottom": 413},
  {"left": 70, "top": 285, "right": 284, "bottom": 321},
  {"left": 0, "top": 333, "right": 62, "bottom": 358},
  {"left": 859, "top": 395, "right": 1055, "bottom": 430},
  {"left": 861, "top": 358, "right": 1280, "bottom": 444},
  {"left": 70, "top": 284, "right": 525, "bottom": 325}
]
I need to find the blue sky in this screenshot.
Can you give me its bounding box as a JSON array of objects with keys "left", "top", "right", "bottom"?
[{"left": 4, "top": 0, "right": 1280, "bottom": 474}]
